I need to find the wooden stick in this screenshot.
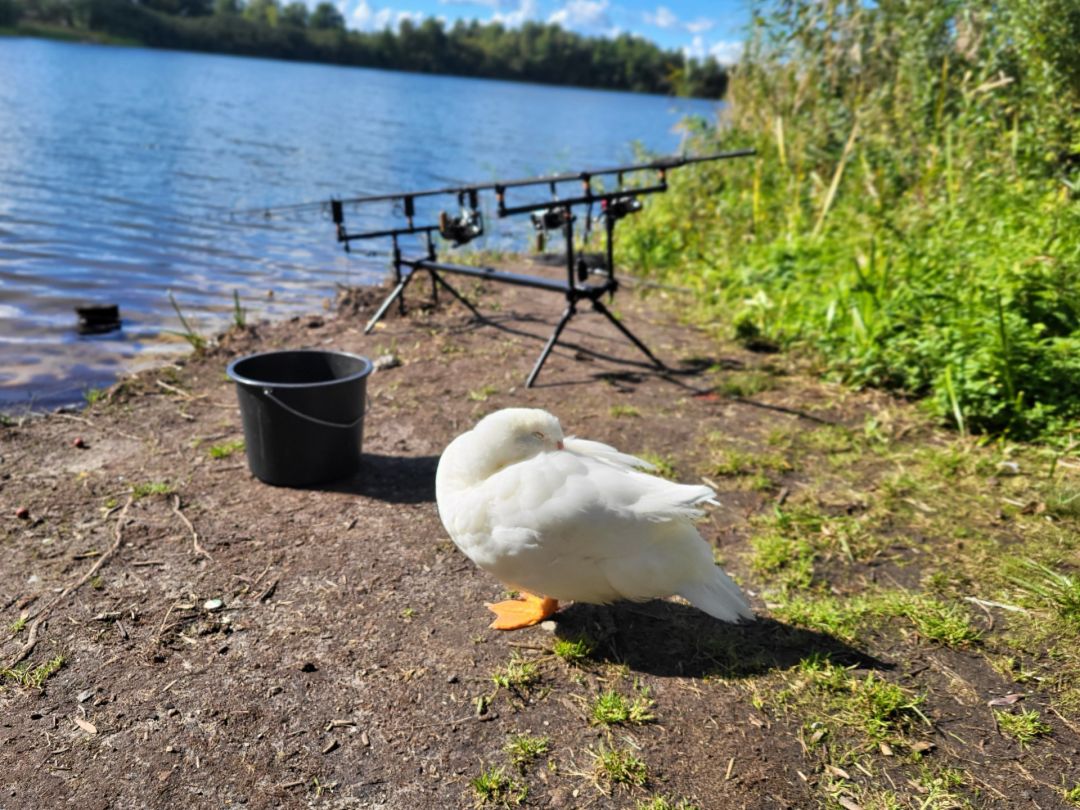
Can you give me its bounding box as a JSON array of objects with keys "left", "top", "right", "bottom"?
[
  {"left": 172, "top": 494, "right": 213, "bottom": 563},
  {"left": 5, "top": 496, "right": 133, "bottom": 669}
]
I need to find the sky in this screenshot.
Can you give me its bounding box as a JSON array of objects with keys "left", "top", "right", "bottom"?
[{"left": 343, "top": 0, "right": 750, "bottom": 64}]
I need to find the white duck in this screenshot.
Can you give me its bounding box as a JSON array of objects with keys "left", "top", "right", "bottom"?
[{"left": 435, "top": 408, "right": 754, "bottom": 630}]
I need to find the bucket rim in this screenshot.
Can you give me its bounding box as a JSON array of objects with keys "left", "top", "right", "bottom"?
[{"left": 226, "top": 349, "right": 374, "bottom": 390}]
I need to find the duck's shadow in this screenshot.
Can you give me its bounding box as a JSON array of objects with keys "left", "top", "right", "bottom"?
[
  {"left": 552, "top": 600, "right": 888, "bottom": 678},
  {"left": 310, "top": 454, "right": 438, "bottom": 503}
]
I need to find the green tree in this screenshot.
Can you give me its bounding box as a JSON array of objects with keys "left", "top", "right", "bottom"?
[
  {"left": 243, "top": 0, "right": 278, "bottom": 26},
  {"left": 309, "top": 1, "right": 342, "bottom": 31},
  {"left": 280, "top": 0, "right": 306, "bottom": 27}
]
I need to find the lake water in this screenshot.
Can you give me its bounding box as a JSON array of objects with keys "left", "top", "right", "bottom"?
[{"left": 0, "top": 38, "right": 719, "bottom": 410}]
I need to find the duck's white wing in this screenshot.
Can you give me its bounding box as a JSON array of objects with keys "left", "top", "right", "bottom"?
[
  {"left": 452, "top": 452, "right": 714, "bottom": 600},
  {"left": 562, "top": 436, "right": 655, "bottom": 472}
]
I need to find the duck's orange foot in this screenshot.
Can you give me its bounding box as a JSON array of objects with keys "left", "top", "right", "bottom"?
[{"left": 485, "top": 592, "right": 559, "bottom": 630}]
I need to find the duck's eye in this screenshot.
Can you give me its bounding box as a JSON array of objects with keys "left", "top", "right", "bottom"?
[{"left": 532, "top": 431, "right": 545, "bottom": 440}]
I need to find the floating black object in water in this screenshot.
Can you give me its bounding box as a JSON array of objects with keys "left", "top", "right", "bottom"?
[{"left": 76, "top": 303, "right": 121, "bottom": 335}]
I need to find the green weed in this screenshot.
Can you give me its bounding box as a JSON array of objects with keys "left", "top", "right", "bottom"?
[
  {"left": 468, "top": 384, "right": 498, "bottom": 402},
  {"left": 1008, "top": 559, "right": 1080, "bottom": 626},
  {"left": 638, "top": 452, "right": 677, "bottom": 480},
  {"left": 470, "top": 766, "right": 526, "bottom": 806},
  {"left": 132, "top": 481, "right": 175, "bottom": 499},
  {"left": 2, "top": 655, "right": 64, "bottom": 689},
  {"left": 995, "top": 709, "right": 1052, "bottom": 746},
  {"left": 232, "top": 289, "right": 246, "bottom": 329},
  {"left": 167, "top": 291, "right": 207, "bottom": 353},
  {"left": 208, "top": 439, "right": 245, "bottom": 459},
  {"left": 619, "top": 0, "right": 1080, "bottom": 441},
  {"left": 591, "top": 745, "right": 648, "bottom": 788},
  {"left": 590, "top": 689, "right": 656, "bottom": 726},
  {"left": 504, "top": 733, "right": 549, "bottom": 770},
  {"left": 637, "top": 798, "right": 701, "bottom": 810},
  {"left": 491, "top": 655, "right": 540, "bottom": 692},
  {"left": 552, "top": 637, "right": 593, "bottom": 665},
  {"left": 609, "top": 404, "right": 641, "bottom": 418}
]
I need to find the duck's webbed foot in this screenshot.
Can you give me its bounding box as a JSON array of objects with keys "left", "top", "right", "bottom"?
[{"left": 484, "top": 592, "right": 559, "bottom": 630}]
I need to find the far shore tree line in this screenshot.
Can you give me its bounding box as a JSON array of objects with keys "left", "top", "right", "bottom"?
[{"left": 0, "top": 0, "right": 730, "bottom": 98}]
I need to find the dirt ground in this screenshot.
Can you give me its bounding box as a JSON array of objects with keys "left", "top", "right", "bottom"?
[{"left": 2, "top": 260, "right": 1078, "bottom": 809}]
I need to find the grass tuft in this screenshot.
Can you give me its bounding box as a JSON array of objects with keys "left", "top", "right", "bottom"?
[
  {"left": 132, "top": 481, "right": 176, "bottom": 499},
  {"left": 590, "top": 689, "right": 656, "bottom": 726},
  {"left": 504, "top": 733, "right": 549, "bottom": 770},
  {"left": 995, "top": 709, "right": 1052, "bottom": 747},
  {"left": 491, "top": 654, "right": 540, "bottom": 692},
  {"left": 1, "top": 655, "right": 64, "bottom": 689},
  {"left": 470, "top": 766, "right": 526, "bottom": 807},
  {"left": 591, "top": 745, "right": 648, "bottom": 788},
  {"left": 208, "top": 439, "right": 245, "bottom": 459},
  {"left": 637, "top": 798, "right": 701, "bottom": 810},
  {"left": 1008, "top": 559, "right": 1080, "bottom": 626},
  {"left": 552, "top": 636, "right": 593, "bottom": 665}
]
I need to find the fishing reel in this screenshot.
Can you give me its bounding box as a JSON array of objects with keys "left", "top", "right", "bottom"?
[
  {"left": 601, "top": 195, "right": 643, "bottom": 222},
  {"left": 438, "top": 189, "right": 484, "bottom": 247},
  {"left": 530, "top": 206, "right": 573, "bottom": 252}
]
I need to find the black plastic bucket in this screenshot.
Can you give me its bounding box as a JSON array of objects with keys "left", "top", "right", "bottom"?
[{"left": 226, "top": 350, "right": 373, "bottom": 487}]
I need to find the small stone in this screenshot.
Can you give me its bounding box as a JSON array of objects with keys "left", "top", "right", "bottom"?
[
  {"left": 373, "top": 354, "right": 401, "bottom": 371},
  {"left": 203, "top": 598, "right": 224, "bottom": 612},
  {"left": 539, "top": 620, "right": 557, "bottom": 633},
  {"left": 446, "top": 674, "right": 459, "bottom": 684},
  {"left": 77, "top": 690, "right": 94, "bottom": 704},
  {"left": 15, "top": 506, "right": 29, "bottom": 520},
  {"left": 73, "top": 437, "right": 86, "bottom": 449}
]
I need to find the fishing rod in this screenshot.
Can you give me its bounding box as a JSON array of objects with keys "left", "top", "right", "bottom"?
[
  {"left": 332, "top": 148, "right": 754, "bottom": 211},
  {"left": 231, "top": 149, "right": 756, "bottom": 221},
  {"left": 323, "top": 147, "right": 755, "bottom": 388}
]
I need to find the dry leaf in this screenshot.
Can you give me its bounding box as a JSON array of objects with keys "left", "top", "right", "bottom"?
[
  {"left": 987, "top": 693, "right": 1024, "bottom": 707},
  {"left": 838, "top": 797, "right": 864, "bottom": 810},
  {"left": 878, "top": 741, "right": 894, "bottom": 756},
  {"left": 73, "top": 716, "right": 97, "bottom": 735},
  {"left": 825, "top": 765, "right": 852, "bottom": 780},
  {"left": 909, "top": 740, "right": 936, "bottom": 753}
]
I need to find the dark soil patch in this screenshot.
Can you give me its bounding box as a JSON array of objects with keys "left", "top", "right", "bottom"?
[{"left": 1, "top": 260, "right": 1077, "bottom": 808}]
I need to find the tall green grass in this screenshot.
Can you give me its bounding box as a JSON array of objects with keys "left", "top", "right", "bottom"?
[{"left": 621, "top": 0, "right": 1080, "bottom": 441}]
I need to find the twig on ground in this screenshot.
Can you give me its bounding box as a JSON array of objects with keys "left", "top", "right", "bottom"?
[
  {"left": 172, "top": 494, "right": 213, "bottom": 563},
  {"left": 156, "top": 380, "right": 200, "bottom": 400},
  {"left": 53, "top": 412, "right": 95, "bottom": 427},
  {"left": 963, "top": 596, "right": 1028, "bottom": 613},
  {"left": 4, "top": 495, "right": 133, "bottom": 669}
]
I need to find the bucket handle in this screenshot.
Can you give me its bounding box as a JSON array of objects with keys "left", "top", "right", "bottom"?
[{"left": 262, "top": 388, "right": 364, "bottom": 430}]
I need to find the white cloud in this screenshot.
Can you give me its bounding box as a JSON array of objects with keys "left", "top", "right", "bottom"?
[
  {"left": 643, "top": 5, "right": 716, "bottom": 36},
  {"left": 493, "top": 0, "right": 539, "bottom": 26},
  {"left": 708, "top": 39, "right": 742, "bottom": 65},
  {"left": 683, "top": 35, "right": 743, "bottom": 65},
  {"left": 549, "top": 0, "right": 612, "bottom": 33},
  {"left": 350, "top": 0, "right": 424, "bottom": 31},
  {"left": 438, "top": 0, "right": 505, "bottom": 8},
  {"left": 685, "top": 17, "right": 714, "bottom": 34},
  {"left": 643, "top": 5, "right": 677, "bottom": 29}
]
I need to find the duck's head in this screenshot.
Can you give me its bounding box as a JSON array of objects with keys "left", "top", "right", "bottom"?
[
  {"left": 477, "top": 407, "right": 564, "bottom": 457},
  {"left": 446, "top": 408, "right": 563, "bottom": 480}
]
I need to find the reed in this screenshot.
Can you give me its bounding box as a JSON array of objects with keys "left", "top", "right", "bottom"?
[{"left": 621, "top": 0, "right": 1080, "bottom": 441}]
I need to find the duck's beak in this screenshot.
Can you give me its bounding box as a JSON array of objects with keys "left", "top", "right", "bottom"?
[{"left": 556, "top": 440, "right": 564, "bottom": 450}]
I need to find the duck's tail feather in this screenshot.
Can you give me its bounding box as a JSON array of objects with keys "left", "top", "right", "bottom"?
[{"left": 678, "top": 569, "right": 755, "bottom": 623}]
